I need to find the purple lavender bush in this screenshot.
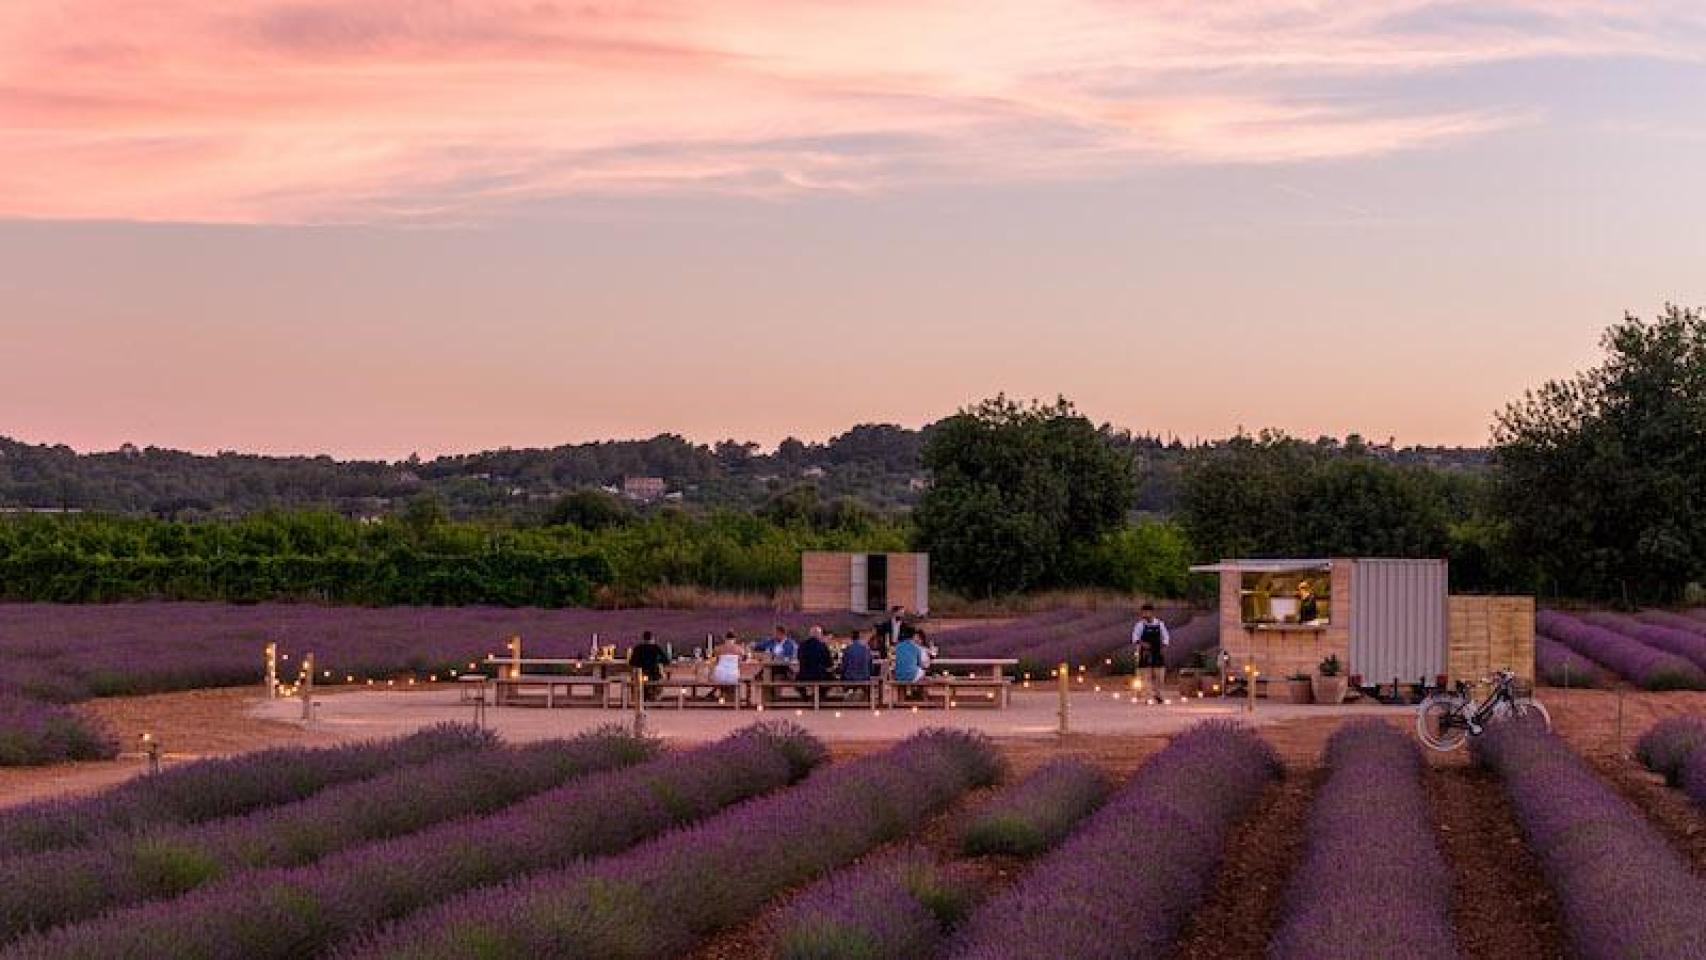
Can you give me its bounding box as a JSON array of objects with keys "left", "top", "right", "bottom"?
[
  {"left": 1635, "top": 609, "right": 1706, "bottom": 637},
  {"left": 1474, "top": 721, "right": 1706, "bottom": 958},
  {"left": 773, "top": 847, "right": 977, "bottom": 960},
  {"left": 1536, "top": 611, "right": 1705, "bottom": 690},
  {"left": 1268, "top": 721, "right": 1458, "bottom": 959},
  {"left": 0, "top": 723, "right": 491, "bottom": 858},
  {"left": 0, "top": 726, "right": 652, "bottom": 942},
  {"left": 8, "top": 723, "right": 824, "bottom": 960},
  {"left": 1581, "top": 612, "right": 1706, "bottom": 672},
  {"left": 1535, "top": 634, "right": 1609, "bottom": 688},
  {"left": 332, "top": 728, "right": 1002, "bottom": 960},
  {"left": 0, "top": 695, "right": 115, "bottom": 767},
  {"left": 1682, "top": 747, "right": 1706, "bottom": 813},
  {"left": 1634, "top": 716, "right": 1706, "bottom": 786},
  {"left": 960, "top": 758, "right": 1109, "bottom": 857},
  {"left": 947, "top": 721, "right": 1280, "bottom": 960}
]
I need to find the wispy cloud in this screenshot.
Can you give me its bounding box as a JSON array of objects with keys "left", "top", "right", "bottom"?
[{"left": 0, "top": 0, "right": 1698, "bottom": 223}]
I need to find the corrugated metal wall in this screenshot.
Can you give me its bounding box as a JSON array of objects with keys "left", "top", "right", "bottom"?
[{"left": 1349, "top": 559, "right": 1448, "bottom": 683}]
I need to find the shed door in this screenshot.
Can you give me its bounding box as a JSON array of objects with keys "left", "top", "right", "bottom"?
[
  {"left": 1349, "top": 560, "right": 1448, "bottom": 684},
  {"left": 865, "top": 553, "right": 889, "bottom": 614},
  {"left": 850, "top": 554, "right": 869, "bottom": 613}
]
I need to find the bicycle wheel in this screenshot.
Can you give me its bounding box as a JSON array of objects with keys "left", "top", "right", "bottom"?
[
  {"left": 1509, "top": 696, "right": 1552, "bottom": 732},
  {"left": 1417, "top": 694, "right": 1469, "bottom": 752}
]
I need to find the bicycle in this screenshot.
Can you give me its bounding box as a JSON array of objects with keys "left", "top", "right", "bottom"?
[{"left": 1415, "top": 668, "right": 1550, "bottom": 752}]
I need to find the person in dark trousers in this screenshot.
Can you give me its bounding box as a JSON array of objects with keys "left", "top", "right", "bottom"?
[
  {"left": 628, "top": 630, "right": 670, "bottom": 701},
  {"left": 1131, "top": 604, "right": 1170, "bottom": 704},
  {"left": 839, "top": 629, "right": 874, "bottom": 700},
  {"left": 795, "top": 626, "right": 835, "bottom": 703}
]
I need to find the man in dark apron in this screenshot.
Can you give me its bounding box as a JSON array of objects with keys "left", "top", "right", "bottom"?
[{"left": 1131, "top": 603, "right": 1171, "bottom": 703}]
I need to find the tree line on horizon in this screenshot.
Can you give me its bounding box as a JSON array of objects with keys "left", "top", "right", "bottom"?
[{"left": 1, "top": 306, "right": 1700, "bottom": 606}]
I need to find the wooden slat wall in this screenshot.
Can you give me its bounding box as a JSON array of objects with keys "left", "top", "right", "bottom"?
[
  {"left": 801, "top": 552, "right": 930, "bottom": 614},
  {"left": 801, "top": 552, "right": 852, "bottom": 612},
  {"left": 1447, "top": 596, "right": 1535, "bottom": 683}
]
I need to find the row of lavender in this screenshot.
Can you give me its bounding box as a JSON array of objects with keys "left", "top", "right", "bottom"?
[
  {"left": 0, "top": 724, "right": 492, "bottom": 858},
  {"left": 1534, "top": 609, "right": 1706, "bottom": 690},
  {"left": 771, "top": 759, "right": 1110, "bottom": 959},
  {"left": 6, "top": 722, "right": 828, "bottom": 958},
  {"left": 1636, "top": 716, "right": 1706, "bottom": 812},
  {"left": 936, "top": 607, "right": 1218, "bottom": 674},
  {"left": 1269, "top": 722, "right": 1456, "bottom": 958},
  {"left": 333, "top": 729, "right": 1002, "bottom": 960},
  {"left": 0, "top": 727, "right": 656, "bottom": 941},
  {"left": 1474, "top": 721, "right": 1706, "bottom": 958}
]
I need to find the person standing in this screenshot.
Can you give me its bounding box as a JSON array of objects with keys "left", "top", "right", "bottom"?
[
  {"left": 1297, "top": 580, "right": 1320, "bottom": 623},
  {"left": 1131, "top": 604, "right": 1170, "bottom": 703}
]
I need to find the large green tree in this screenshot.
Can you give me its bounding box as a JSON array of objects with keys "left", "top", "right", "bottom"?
[
  {"left": 914, "top": 397, "right": 1134, "bottom": 596},
  {"left": 1493, "top": 305, "right": 1706, "bottom": 602},
  {"left": 1179, "top": 433, "right": 1463, "bottom": 564}
]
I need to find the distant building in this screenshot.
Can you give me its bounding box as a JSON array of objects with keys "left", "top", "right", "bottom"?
[
  {"left": 907, "top": 476, "right": 930, "bottom": 492},
  {"left": 801, "top": 466, "right": 826, "bottom": 479},
  {"left": 622, "top": 476, "right": 668, "bottom": 501}
]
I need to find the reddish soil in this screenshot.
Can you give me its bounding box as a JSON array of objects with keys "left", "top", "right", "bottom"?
[
  {"left": 1426, "top": 758, "right": 1568, "bottom": 959},
  {"left": 1587, "top": 756, "right": 1706, "bottom": 872},
  {"left": 0, "top": 687, "right": 337, "bottom": 808},
  {"left": 1169, "top": 769, "right": 1321, "bottom": 960}
]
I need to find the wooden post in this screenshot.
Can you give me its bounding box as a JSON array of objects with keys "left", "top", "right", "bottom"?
[
  {"left": 508, "top": 635, "right": 522, "bottom": 680},
  {"left": 632, "top": 669, "right": 648, "bottom": 738},
  {"left": 1056, "top": 662, "right": 1069, "bottom": 735},
  {"left": 300, "top": 652, "right": 315, "bottom": 721},
  {"left": 1615, "top": 689, "right": 1625, "bottom": 758},
  {"left": 1247, "top": 663, "right": 1257, "bottom": 714},
  {"left": 265, "top": 642, "right": 278, "bottom": 699}
]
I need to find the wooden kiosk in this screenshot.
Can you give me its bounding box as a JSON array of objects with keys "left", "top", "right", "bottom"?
[{"left": 1190, "top": 558, "right": 1533, "bottom": 692}]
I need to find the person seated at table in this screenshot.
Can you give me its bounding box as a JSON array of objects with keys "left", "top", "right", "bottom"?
[
  {"left": 892, "top": 631, "right": 925, "bottom": 684},
  {"left": 797, "top": 626, "right": 834, "bottom": 680},
  {"left": 767, "top": 625, "right": 798, "bottom": 679},
  {"left": 839, "top": 629, "right": 874, "bottom": 698},
  {"left": 628, "top": 630, "right": 670, "bottom": 701},
  {"left": 710, "top": 631, "right": 745, "bottom": 688},
  {"left": 914, "top": 628, "right": 934, "bottom": 671}
]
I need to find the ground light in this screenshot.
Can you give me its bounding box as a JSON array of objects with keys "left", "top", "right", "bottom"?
[{"left": 139, "top": 732, "right": 161, "bottom": 775}]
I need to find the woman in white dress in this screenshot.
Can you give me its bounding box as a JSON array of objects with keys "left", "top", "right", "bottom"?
[{"left": 710, "top": 631, "right": 745, "bottom": 687}]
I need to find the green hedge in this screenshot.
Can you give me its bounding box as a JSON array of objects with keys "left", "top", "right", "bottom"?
[{"left": 0, "top": 554, "right": 611, "bottom": 606}]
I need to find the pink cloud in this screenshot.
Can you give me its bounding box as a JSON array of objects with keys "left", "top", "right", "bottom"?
[{"left": 0, "top": 0, "right": 1696, "bottom": 223}]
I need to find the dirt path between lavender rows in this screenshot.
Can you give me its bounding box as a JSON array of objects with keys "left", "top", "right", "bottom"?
[{"left": 0, "top": 688, "right": 338, "bottom": 808}]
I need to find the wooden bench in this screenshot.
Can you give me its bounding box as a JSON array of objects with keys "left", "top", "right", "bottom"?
[
  {"left": 645, "top": 680, "right": 745, "bottom": 709},
  {"left": 886, "top": 676, "right": 1010, "bottom": 709},
  {"left": 752, "top": 680, "right": 881, "bottom": 710},
  {"left": 492, "top": 674, "right": 625, "bottom": 708}
]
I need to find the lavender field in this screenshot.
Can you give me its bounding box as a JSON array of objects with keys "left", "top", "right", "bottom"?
[
  {"left": 1, "top": 709, "right": 1702, "bottom": 959},
  {"left": 0, "top": 603, "right": 828, "bottom": 765}
]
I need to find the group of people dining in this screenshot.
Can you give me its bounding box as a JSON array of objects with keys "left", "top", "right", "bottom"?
[{"left": 625, "top": 607, "right": 937, "bottom": 701}]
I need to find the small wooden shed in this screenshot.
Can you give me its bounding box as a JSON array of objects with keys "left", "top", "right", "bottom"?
[
  {"left": 801, "top": 552, "right": 930, "bottom": 615},
  {"left": 1190, "top": 558, "right": 1533, "bottom": 689}
]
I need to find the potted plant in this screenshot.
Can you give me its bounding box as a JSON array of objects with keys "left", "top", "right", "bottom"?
[
  {"left": 1177, "top": 668, "right": 1201, "bottom": 697},
  {"left": 1283, "top": 671, "right": 1314, "bottom": 704},
  {"left": 1312, "top": 654, "right": 1348, "bottom": 705}
]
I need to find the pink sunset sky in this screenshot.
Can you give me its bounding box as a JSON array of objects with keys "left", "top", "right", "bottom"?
[{"left": 3, "top": 1, "right": 1705, "bottom": 458}]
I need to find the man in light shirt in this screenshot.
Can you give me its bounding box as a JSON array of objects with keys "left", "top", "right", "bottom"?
[{"left": 1132, "top": 604, "right": 1170, "bottom": 703}]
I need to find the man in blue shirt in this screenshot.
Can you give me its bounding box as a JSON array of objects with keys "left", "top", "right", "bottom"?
[{"left": 892, "top": 632, "right": 924, "bottom": 684}]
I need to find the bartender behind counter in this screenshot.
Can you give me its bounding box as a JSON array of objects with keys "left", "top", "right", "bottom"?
[{"left": 1297, "top": 581, "right": 1319, "bottom": 623}]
